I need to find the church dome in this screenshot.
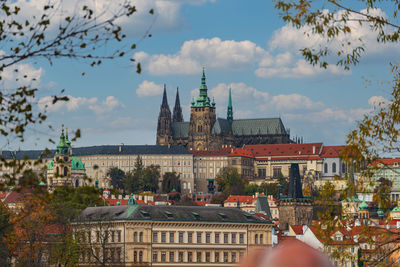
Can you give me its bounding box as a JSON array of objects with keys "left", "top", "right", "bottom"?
[
  {"left": 47, "top": 156, "right": 85, "bottom": 170},
  {"left": 71, "top": 156, "right": 85, "bottom": 170},
  {"left": 359, "top": 201, "right": 369, "bottom": 211}
]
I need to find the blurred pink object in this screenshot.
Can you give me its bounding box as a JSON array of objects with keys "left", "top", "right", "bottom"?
[{"left": 239, "top": 240, "right": 332, "bottom": 267}]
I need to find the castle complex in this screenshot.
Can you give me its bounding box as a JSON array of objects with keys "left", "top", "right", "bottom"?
[{"left": 156, "top": 70, "right": 292, "bottom": 150}]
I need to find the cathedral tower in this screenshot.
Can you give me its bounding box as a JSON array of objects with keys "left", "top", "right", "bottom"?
[
  {"left": 188, "top": 69, "right": 216, "bottom": 150},
  {"left": 172, "top": 87, "right": 184, "bottom": 123},
  {"left": 156, "top": 85, "right": 173, "bottom": 145}
]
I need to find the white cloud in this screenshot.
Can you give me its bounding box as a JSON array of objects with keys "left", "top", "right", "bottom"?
[
  {"left": 368, "top": 95, "right": 389, "bottom": 108},
  {"left": 136, "top": 80, "right": 164, "bottom": 97},
  {"left": 9, "top": 0, "right": 216, "bottom": 37},
  {"left": 1, "top": 63, "right": 43, "bottom": 89},
  {"left": 38, "top": 95, "right": 122, "bottom": 115},
  {"left": 268, "top": 8, "right": 396, "bottom": 58},
  {"left": 208, "top": 82, "right": 323, "bottom": 115},
  {"left": 89, "top": 96, "right": 123, "bottom": 115},
  {"left": 135, "top": 37, "right": 271, "bottom": 75}
]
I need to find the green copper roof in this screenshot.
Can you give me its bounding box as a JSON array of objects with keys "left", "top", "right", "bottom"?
[
  {"left": 48, "top": 160, "right": 54, "bottom": 170},
  {"left": 227, "top": 88, "right": 233, "bottom": 123},
  {"left": 39, "top": 181, "right": 46, "bottom": 186},
  {"left": 56, "top": 128, "right": 70, "bottom": 155},
  {"left": 194, "top": 69, "right": 213, "bottom": 108},
  {"left": 127, "top": 193, "right": 137, "bottom": 205},
  {"left": 48, "top": 156, "right": 85, "bottom": 171},
  {"left": 359, "top": 201, "right": 369, "bottom": 211},
  {"left": 71, "top": 156, "right": 85, "bottom": 170},
  {"left": 392, "top": 206, "right": 400, "bottom": 212},
  {"left": 377, "top": 209, "right": 384, "bottom": 217}
]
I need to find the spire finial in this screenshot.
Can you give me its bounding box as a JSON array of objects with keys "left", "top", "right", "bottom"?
[
  {"left": 66, "top": 127, "right": 68, "bottom": 138},
  {"left": 227, "top": 87, "right": 233, "bottom": 124},
  {"left": 161, "top": 84, "right": 168, "bottom": 107}
]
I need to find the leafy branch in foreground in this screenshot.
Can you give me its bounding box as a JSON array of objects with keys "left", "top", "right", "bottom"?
[{"left": 0, "top": 0, "right": 149, "bottom": 141}]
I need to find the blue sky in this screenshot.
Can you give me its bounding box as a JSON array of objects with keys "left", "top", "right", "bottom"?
[{"left": 4, "top": 0, "right": 398, "bottom": 150}]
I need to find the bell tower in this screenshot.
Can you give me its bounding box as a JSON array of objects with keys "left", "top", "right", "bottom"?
[{"left": 188, "top": 68, "right": 216, "bottom": 150}]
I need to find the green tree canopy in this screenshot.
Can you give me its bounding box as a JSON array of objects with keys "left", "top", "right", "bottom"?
[
  {"left": 107, "top": 167, "right": 125, "bottom": 190},
  {"left": 215, "top": 167, "right": 246, "bottom": 195},
  {"left": 161, "top": 172, "right": 181, "bottom": 193}
]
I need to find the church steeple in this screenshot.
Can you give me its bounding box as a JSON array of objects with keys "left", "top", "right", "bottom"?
[
  {"left": 194, "top": 68, "right": 213, "bottom": 108},
  {"left": 173, "top": 87, "right": 183, "bottom": 123},
  {"left": 161, "top": 84, "right": 169, "bottom": 108},
  {"left": 227, "top": 88, "right": 233, "bottom": 124},
  {"left": 156, "top": 85, "right": 172, "bottom": 145}
]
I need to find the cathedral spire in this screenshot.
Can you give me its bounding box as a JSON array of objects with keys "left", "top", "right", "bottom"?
[
  {"left": 194, "top": 68, "right": 213, "bottom": 108},
  {"left": 227, "top": 88, "right": 233, "bottom": 124},
  {"left": 161, "top": 84, "right": 168, "bottom": 107},
  {"left": 173, "top": 87, "right": 184, "bottom": 123}
]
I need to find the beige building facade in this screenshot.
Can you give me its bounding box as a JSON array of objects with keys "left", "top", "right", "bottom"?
[{"left": 74, "top": 204, "right": 274, "bottom": 266}]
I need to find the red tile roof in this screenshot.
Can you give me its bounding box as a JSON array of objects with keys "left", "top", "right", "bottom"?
[
  {"left": 229, "top": 148, "right": 254, "bottom": 158},
  {"left": 320, "top": 145, "right": 347, "bottom": 158},
  {"left": 372, "top": 158, "right": 400, "bottom": 166},
  {"left": 224, "top": 195, "right": 256, "bottom": 204},
  {"left": 290, "top": 225, "right": 304, "bottom": 235},
  {"left": 190, "top": 147, "right": 233, "bottom": 156},
  {"left": 105, "top": 198, "right": 153, "bottom": 206},
  {"left": 244, "top": 143, "right": 323, "bottom": 159},
  {"left": 194, "top": 200, "right": 210, "bottom": 206},
  {"left": 3, "top": 191, "right": 24, "bottom": 204}
]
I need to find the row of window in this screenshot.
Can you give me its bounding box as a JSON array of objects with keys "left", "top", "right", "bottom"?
[
  {"left": 152, "top": 250, "right": 243, "bottom": 263},
  {"left": 81, "top": 247, "right": 122, "bottom": 263},
  {"left": 78, "top": 230, "right": 122, "bottom": 243},
  {"left": 152, "top": 231, "right": 246, "bottom": 244},
  {"left": 324, "top": 162, "right": 347, "bottom": 174}
]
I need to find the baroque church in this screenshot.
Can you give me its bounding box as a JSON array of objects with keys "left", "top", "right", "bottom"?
[{"left": 156, "top": 70, "right": 292, "bottom": 150}]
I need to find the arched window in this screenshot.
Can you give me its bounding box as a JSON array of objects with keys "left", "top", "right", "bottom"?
[
  {"left": 188, "top": 182, "right": 191, "bottom": 190},
  {"left": 133, "top": 232, "right": 137, "bottom": 243},
  {"left": 260, "top": 234, "right": 263, "bottom": 244},
  {"left": 183, "top": 182, "right": 187, "bottom": 190},
  {"left": 134, "top": 251, "right": 137, "bottom": 262},
  {"left": 56, "top": 167, "right": 59, "bottom": 176},
  {"left": 324, "top": 163, "right": 328, "bottom": 173},
  {"left": 75, "top": 179, "right": 79, "bottom": 188},
  {"left": 332, "top": 162, "right": 336, "bottom": 173},
  {"left": 64, "top": 166, "right": 68, "bottom": 177},
  {"left": 254, "top": 234, "right": 258, "bottom": 244},
  {"left": 139, "top": 232, "right": 143, "bottom": 242},
  {"left": 139, "top": 251, "right": 143, "bottom": 262}
]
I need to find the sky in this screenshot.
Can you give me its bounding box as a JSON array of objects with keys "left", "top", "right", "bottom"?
[{"left": 2, "top": 0, "right": 399, "bottom": 150}]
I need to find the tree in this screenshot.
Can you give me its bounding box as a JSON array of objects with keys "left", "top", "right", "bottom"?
[
  {"left": 215, "top": 167, "right": 246, "bottom": 195},
  {"left": 6, "top": 196, "right": 55, "bottom": 267},
  {"left": 0, "top": 202, "right": 12, "bottom": 266},
  {"left": 124, "top": 156, "right": 144, "bottom": 193},
  {"left": 0, "top": 1, "right": 146, "bottom": 143},
  {"left": 142, "top": 165, "right": 160, "bottom": 193},
  {"left": 162, "top": 172, "right": 181, "bottom": 193},
  {"left": 107, "top": 168, "right": 125, "bottom": 190},
  {"left": 373, "top": 177, "right": 393, "bottom": 212}
]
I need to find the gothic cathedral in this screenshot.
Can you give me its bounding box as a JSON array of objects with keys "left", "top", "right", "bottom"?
[{"left": 156, "top": 70, "right": 292, "bottom": 150}]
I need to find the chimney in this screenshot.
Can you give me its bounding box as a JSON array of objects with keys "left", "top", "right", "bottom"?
[
  {"left": 312, "top": 146, "right": 315, "bottom": 154},
  {"left": 119, "top": 146, "right": 122, "bottom": 152}
]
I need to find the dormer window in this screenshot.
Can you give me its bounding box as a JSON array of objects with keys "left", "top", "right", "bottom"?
[{"left": 395, "top": 162, "right": 399, "bottom": 167}]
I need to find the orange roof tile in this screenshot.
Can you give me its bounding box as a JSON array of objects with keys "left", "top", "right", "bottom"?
[
  {"left": 244, "top": 143, "right": 323, "bottom": 158},
  {"left": 229, "top": 148, "right": 254, "bottom": 158},
  {"left": 320, "top": 145, "right": 347, "bottom": 158}
]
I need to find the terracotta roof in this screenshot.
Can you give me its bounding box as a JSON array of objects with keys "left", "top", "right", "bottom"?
[
  {"left": 290, "top": 225, "right": 304, "bottom": 235},
  {"left": 190, "top": 147, "right": 233, "bottom": 156},
  {"left": 105, "top": 198, "right": 153, "bottom": 206},
  {"left": 372, "top": 158, "right": 400, "bottom": 166},
  {"left": 229, "top": 148, "right": 254, "bottom": 158},
  {"left": 3, "top": 191, "right": 24, "bottom": 204},
  {"left": 0, "top": 192, "right": 7, "bottom": 200},
  {"left": 244, "top": 143, "right": 323, "bottom": 158},
  {"left": 320, "top": 145, "right": 346, "bottom": 158},
  {"left": 224, "top": 195, "right": 256, "bottom": 204},
  {"left": 195, "top": 200, "right": 210, "bottom": 206},
  {"left": 257, "top": 156, "right": 321, "bottom": 161}
]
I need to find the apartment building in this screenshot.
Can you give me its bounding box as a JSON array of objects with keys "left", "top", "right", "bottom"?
[{"left": 73, "top": 203, "right": 274, "bottom": 266}]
